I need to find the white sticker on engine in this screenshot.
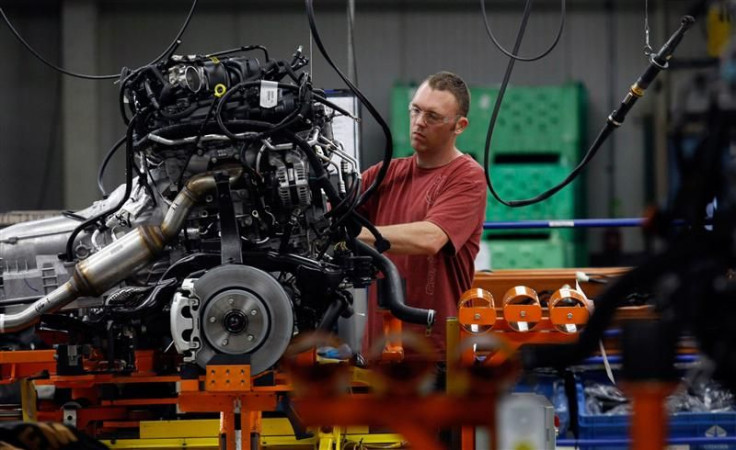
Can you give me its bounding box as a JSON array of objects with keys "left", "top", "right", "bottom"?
[{"left": 260, "top": 80, "right": 278, "bottom": 108}]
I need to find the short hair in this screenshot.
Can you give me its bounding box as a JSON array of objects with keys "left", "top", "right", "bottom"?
[{"left": 424, "top": 71, "right": 470, "bottom": 117}]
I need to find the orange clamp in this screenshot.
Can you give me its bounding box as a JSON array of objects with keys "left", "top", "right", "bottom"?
[
  {"left": 502, "top": 286, "right": 542, "bottom": 332},
  {"left": 458, "top": 288, "right": 497, "bottom": 333}
]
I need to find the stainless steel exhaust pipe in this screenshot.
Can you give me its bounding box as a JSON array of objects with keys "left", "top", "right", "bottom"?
[{"left": 0, "top": 168, "right": 242, "bottom": 333}]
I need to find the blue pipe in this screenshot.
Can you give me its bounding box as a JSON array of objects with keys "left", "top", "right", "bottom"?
[
  {"left": 558, "top": 436, "right": 736, "bottom": 446},
  {"left": 482, "top": 218, "right": 692, "bottom": 230}
]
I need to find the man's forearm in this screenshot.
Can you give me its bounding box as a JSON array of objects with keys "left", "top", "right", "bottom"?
[{"left": 357, "top": 221, "right": 449, "bottom": 255}]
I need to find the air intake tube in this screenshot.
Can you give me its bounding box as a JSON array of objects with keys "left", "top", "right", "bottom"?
[
  {"left": 355, "top": 240, "right": 436, "bottom": 327},
  {"left": 0, "top": 168, "right": 242, "bottom": 333}
]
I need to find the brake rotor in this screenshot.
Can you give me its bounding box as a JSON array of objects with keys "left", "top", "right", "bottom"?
[{"left": 192, "top": 265, "right": 294, "bottom": 374}]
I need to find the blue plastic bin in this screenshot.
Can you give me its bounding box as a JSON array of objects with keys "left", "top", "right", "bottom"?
[{"left": 576, "top": 381, "right": 736, "bottom": 450}]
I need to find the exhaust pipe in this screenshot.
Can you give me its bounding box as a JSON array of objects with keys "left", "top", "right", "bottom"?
[{"left": 0, "top": 168, "right": 242, "bottom": 333}]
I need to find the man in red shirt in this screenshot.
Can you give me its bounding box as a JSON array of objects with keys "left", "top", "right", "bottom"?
[{"left": 358, "top": 72, "right": 487, "bottom": 358}]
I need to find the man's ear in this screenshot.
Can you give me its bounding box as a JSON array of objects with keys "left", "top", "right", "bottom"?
[{"left": 455, "top": 117, "right": 469, "bottom": 134}]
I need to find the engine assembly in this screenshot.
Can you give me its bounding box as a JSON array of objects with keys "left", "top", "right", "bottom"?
[{"left": 0, "top": 45, "right": 434, "bottom": 375}]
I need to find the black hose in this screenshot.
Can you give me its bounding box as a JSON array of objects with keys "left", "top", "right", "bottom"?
[
  {"left": 480, "top": 0, "right": 576, "bottom": 206},
  {"left": 317, "top": 296, "right": 348, "bottom": 331},
  {"left": 284, "top": 130, "right": 343, "bottom": 207},
  {"left": 312, "top": 93, "right": 355, "bottom": 118},
  {"left": 478, "top": 0, "right": 570, "bottom": 208},
  {"left": 157, "top": 253, "right": 221, "bottom": 283},
  {"left": 119, "top": 65, "right": 169, "bottom": 126},
  {"left": 65, "top": 114, "right": 139, "bottom": 261},
  {"left": 159, "top": 101, "right": 203, "bottom": 120},
  {"left": 482, "top": 0, "right": 534, "bottom": 207},
  {"left": 355, "top": 240, "right": 435, "bottom": 326},
  {"left": 326, "top": 177, "right": 361, "bottom": 222},
  {"left": 479, "top": 0, "right": 591, "bottom": 208},
  {"left": 110, "top": 278, "right": 179, "bottom": 318},
  {"left": 484, "top": 15, "right": 694, "bottom": 208},
  {"left": 488, "top": 122, "right": 615, "bottom": 207},
  {"left": 214, "top": 81, "right": 300, "bottom": 140},
  {"left": 97, "top": 136, "right": 126, "bottom": 197},
  {"left": 256, "top": 82, "right": 311, "bottom": 138},
  {"left": 305, "top": 0, "right": 391, "bottom": 210},
  {"left": 286, "top": 128, "right": 380, "bottom": 248}
]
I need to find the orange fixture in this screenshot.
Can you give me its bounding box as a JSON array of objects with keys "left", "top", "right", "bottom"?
[
  {"left": 548, "top": 287, "right": 592, "bottom": 334},
  {"left": 502, "top": 286, "right": 542, "bottom": 332},
  {"left": 457, "top": 288, "right": 497, "bottom": 334}
]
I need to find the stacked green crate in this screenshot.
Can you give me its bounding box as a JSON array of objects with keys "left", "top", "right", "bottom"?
[
  {"left": 390, "top": 82, "right": 588, "bottom": 269},
  {"left": 485, "top": 83, "right": 587, "bottom": 269},
  {"left": 474, "top": 84, "right": 586, "bottom": 165}
]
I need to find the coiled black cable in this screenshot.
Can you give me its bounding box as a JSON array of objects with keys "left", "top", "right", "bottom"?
[
  {"left": 480, "top": 0, "right": 566, "bottom": 62},
  {"left": 482, "top": 9, "right": 692, "bottom": 208},
  {"left": 480, "top": 0, "right": 604, "bottom": 208}
]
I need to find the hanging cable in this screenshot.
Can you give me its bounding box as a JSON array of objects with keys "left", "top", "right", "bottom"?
[
  {"left": 305, "top": 0, "right": 387, "bottom": 211},
  {"left": 480, "top": 0, "right": 566, "bottom": 62},
  {"left": 347, "top": 0, "right": 358, "bottom": 86},
  {"left": 482, "top": 0, "right": 538, "bottom": 207},
  {"left": 97, "top": 135, "right": 126, "bottom": 198},
  {"left": 481, "top": 5, "right": 694, "bottom": 207},
  {"left": 0, "top": 0, "right": 197, "bottom": 80}
]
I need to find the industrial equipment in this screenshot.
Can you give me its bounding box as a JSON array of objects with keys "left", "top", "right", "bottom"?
[{"left": 0, "top": 45, "right": 432, "bottom": 381}]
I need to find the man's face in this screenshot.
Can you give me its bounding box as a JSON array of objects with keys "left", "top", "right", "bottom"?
[{"left": 409, "top": 83, "right": 464, "bottom": 154}]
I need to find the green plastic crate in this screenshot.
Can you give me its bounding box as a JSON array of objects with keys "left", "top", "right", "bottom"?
[
  {"left": 486, "top": 237, "right": 575, "bottom": 269},
  {"left": 483, "top": 83, "right": 586, "bottom": 162},
  {"left": 485, "top": 163, "right": 583, "bottom": 239}
]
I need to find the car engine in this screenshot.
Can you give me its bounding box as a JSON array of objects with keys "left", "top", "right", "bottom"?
[{"left": 0, "top": 46, "right": 434, "bottom": 375}]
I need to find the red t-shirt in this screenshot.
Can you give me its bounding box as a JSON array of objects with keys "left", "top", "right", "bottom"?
[{"left": 359, "top": 154, "right": 487, "bottom": 357}]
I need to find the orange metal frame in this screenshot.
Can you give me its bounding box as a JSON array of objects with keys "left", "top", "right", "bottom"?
[
  {"left": 459, "top": 268, "right": 685, "bottom": 450},
  {"left": 0, "top": 348, "right": 292, "bottom": 449},
  {"left": 0, "top": 268, "right": 684, "bottom": 450}
]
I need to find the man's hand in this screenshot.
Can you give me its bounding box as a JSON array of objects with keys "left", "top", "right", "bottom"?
[{"left": 357, "top": 221, "right": 450, "bottom": 255}]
